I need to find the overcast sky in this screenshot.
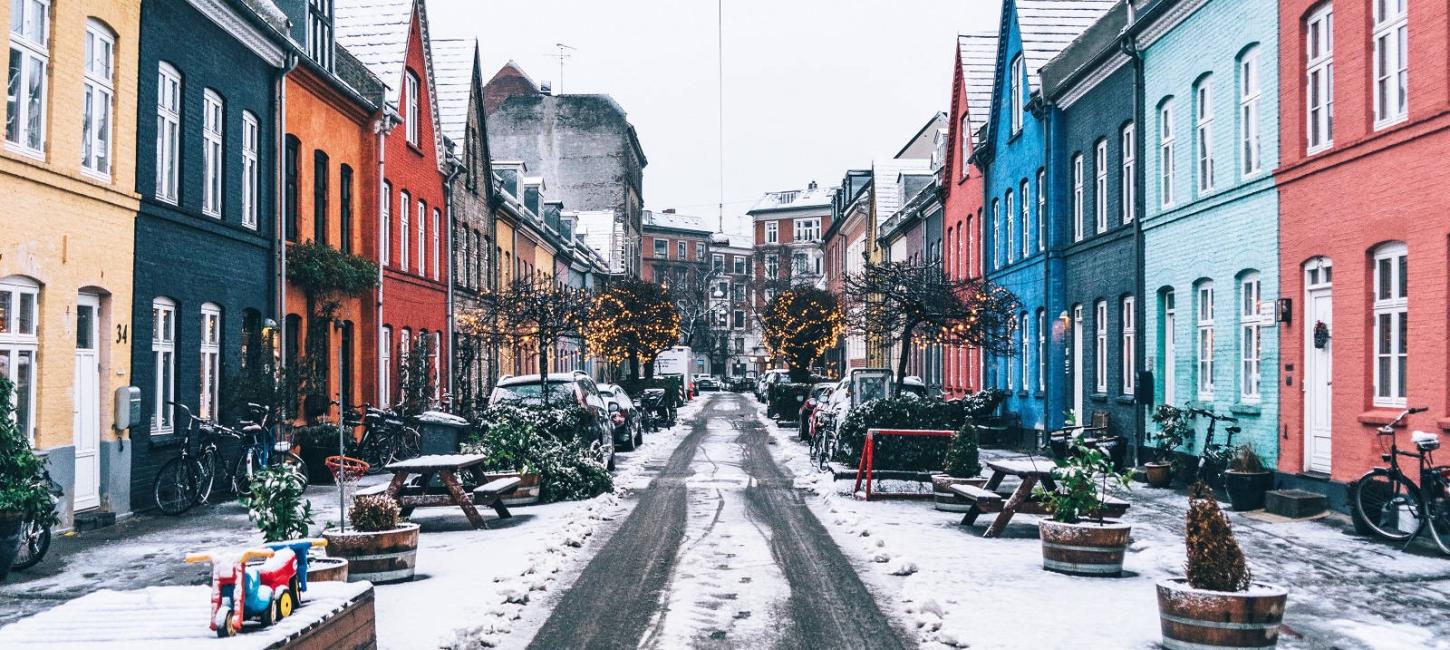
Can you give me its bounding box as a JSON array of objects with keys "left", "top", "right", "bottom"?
[{"left": 430, "top": 0, "right": 1003, "bottom": 238}]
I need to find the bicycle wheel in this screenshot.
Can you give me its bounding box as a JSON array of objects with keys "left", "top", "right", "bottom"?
[
  {"left": 1423, "top": 478, "right": 1450, "bottom": 555},
  {"left": 153, "top": 456, "right": 202, "bottom": 515},
  {"left": 384, "top": 426, "right": 421, "bottom": 465},
  {"left": 1352, "top": 469, "right": 1423, "bottom": 541},
  {"left": 10, "top": 518, "right": 50, "bottom": 570},
  {"left": 194, "top": 447, "right": 222, "bottom": 504}
]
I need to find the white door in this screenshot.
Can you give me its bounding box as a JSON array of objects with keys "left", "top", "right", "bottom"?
[
  {"left": 73, "top": 293, "right": 101, "bottom": 511},
  {"left": 1304, "top": 272, "right": 1333, "bottom": 474},
  {"left": 1072, "top": 305, "right": 1084, "bottom": 421},
  {"left": 1164, "top": 292, "right": 1177, "bottom": 405}
]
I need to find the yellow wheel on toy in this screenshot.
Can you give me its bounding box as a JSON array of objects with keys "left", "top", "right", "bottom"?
[
  {"left": 276, "top": 589, "right": 295, "bottom": 619},
  {"left": 216, "top": 620, "right": 236, "bottom": 638}
]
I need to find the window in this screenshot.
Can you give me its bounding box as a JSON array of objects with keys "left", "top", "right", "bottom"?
[
  {"left": 653, "top": 238, "right": 667, "bottom": 258},
  {"left": 1306, "top": 5, "right": 1334, "bottom": 152},
  {"left": 339, "top": 321, "right": 353, "bottom": 412},
  {"left": 1020, "top": 312, "right": 1029, "bottom": 392},
  {"left": 431, "top": 331, "right": 442, "bottom": 401},
  {"left": 152, "top": 298, "right": 176, "bottom": 433},
  {"left": 381, "top": 182, "right": 392, "bottom": 264},
  {"left": 733, "top": 255, "right": 746, "bottom": 275},
  {"left": 1239, "top": 49, "right": 1262, "bottom": 175},
  {"left": 1373, "top": 0, "right": 1408, "bottom": 127},
  {"left": 1037, "top": 308, "right": 1046, "bottom": 392},
  {"left": 6, "top": 0, "right": 48, "bottom": 153},
  {"left": 1095, "top": 300, "right": 1108, "bottom": 393},
  {"left": 1373, "top": 243, "right": 1408, "bottom": 406},
  {"left": 340, "top": 165, "right": 353, "bottom": 253},
  {"left": 960, "top": 113, "right": 971, "bottom": 180},
  {"left": 1163, "top": 290, "right": 1177, "bottom": 405},
  {"left": 1009, "top": 54, "right": 1024, "bottom": 134},
  {"left": 677, "top": 241, "right": 686, "bottom": 260},
  {"left": 241, "top": 113, "right": 259, "bottom": 228},
  {"left": 417, "top": 199, "right": 426, "bottom": 275},
  {"left": 199, "top": 304, "right": 221, "bottom": 420},
  {"left": 1159, "top": 100, "right": 1175, "bottom": 207},
  {"left": 1037, "top": 170, "right": 1045, "bottom": 251},
  {"left": 284, "top": 135, "right": 299, "bottom": 240},
  {"left": 201, "top": 90, "right": 225, "bottom": 216},
  {"left": 765, "top": 221, "right": 778, "bottom": 243},
  {"left": 1020, "top": 180, "right": 1030, "bottom": 257},
  {"left": 399, "top": 328, "right": 412, "bottom": 387},
  {"left": 81, "top": 22, "right": 114, "bottom": 176},
  {"left": 991, "top": 200, "right": 1001, "bottom": 268},
  {"left": 1072, "top": 153, "right": 1085, "bottom": 241},
  {"left": 0, "top": 277, "right": 39, "bottom": 443},
  {"left": 794, "top": 218, "right": 821, "bottom": 242},
  {"left": 308, "top": 0, "right": 333, "bottom": 69},
  {"left": 1197, "top": 282, "right": 1215, "bottom": 399},
  {"left": 733, "top": 309, "right": 745, "bottom": 329},
  {"left": 432, "top": 208, "right": 440, "bottom": 279},
  {"left": 697, "top": 242, "right": 706, "bottom": 260},
  {"left": 1239, "top": 273, "right": 1264, "bottom": 402},
  {"left": 1122, "top": 297, "right": 1136, "bottom": 395},
  {"left": 1007, "top": 316, "right": 1017, "bottom": 389},
  {"left": 1121, "top": 123, "right": 1135, "bottom": 223},
  {"left": 733, "top": 283, "right": 745, "bottom": 301},
  {"left": 764, "top": 254, "right": 778, "bottom": 278},
  {"left": 1195, "top": 79, "right": 1215, "bottom": 194},
  {"left": 1005, "top": 191, "right": 1015, "bottom": 263},
  {"left": 712, "top": 253, "right": 724, "bottom": 272},
  {"left": 312, "top": 150, "right": 328, "bottom": 242},
  {"left": 399, "top": 191, "right": 411, "bottom": 270},
  {"left": 1094, "top": 139, "right": 1108, "bottom": 233},
  {"left": 155, "top": 64, "right": 182, "bottom": 203},
  {"left": 405, "top": 71, "right": 420, "bottom": 145},
  {"left": 792, "top": 252, "right": 809, "bottom": 276},
  {"left": 380, "top": 325, "right": 392, "bottom": 404}
]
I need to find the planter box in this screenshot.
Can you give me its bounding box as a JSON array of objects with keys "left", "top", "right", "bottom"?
[
  {"left": 931, "top": 475, "right": 986, "bottom": 512},
  {"left": 324, "top": 522, "right": 419, "bottom": 584},
  {"left": 1038, "top": 520, "right": 1132, "bottom": 577},
  {"left": 1157, "top": 578, "right": 1288, "bottom": 649},
  {"left": 307, "top": 556, "right": 349, "bottom": 583}
]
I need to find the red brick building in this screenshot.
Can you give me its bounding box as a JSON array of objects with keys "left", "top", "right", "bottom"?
[{"left": 1275, "top": 0, "right": 1450, "bottom": 491}]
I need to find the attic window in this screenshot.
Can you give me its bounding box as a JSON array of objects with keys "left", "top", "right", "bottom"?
[
  {"left": 308, "top": 0, "right": 333, "bottom": 70},
  {"left": 405, "top": 71, "right": 421, "bottom": 145}
]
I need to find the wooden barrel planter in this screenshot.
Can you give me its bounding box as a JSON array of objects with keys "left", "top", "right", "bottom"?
[
  {"left": 307, "top": 556, "right": 350, "bottom": 582},
  {"left": 931, "top": 475, "right": 986, "bottom": 512},
  {"left": 485, "top": 471, "right": 541, "bottom": 507},
  {"left": 1157, "top": 579, "right": 1288, "bottom": 649},
  {"left": 323, "top": 522, "right": 420, "bottom": 584},
  {"left": 1145, "top": 462, "right": 1173, "bottom": 488},
  {"left": 1038, "top": 520, "right": 1132, "bottom": 577}
]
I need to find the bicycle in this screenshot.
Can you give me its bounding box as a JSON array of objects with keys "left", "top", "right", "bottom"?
[
  {"left": 809, "top": 411, "right": 838, "bottom": 472},
  {"left": 11, "top": 465, "right": 61, "bottom": 571},
  {"left": 152, "top": 407, "right": 212, "bottom": 515},
  {"left": 1351, "top": 406, "right": 1450, "bottom": 555},
  {"left": 192, "top": 402, "right": 309, "bottom": 504},
  {"left": 343, "top": 404, "right": 421, "bottom": 472},
  {"left": 1188, "top": 407, "right": 1240, "bottom": 488}
]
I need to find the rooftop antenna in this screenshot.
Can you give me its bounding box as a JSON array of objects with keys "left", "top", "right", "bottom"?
[
  {"left": 716, "top": 0, "right": 725, "bottom": 233},
  {"left": 545, "top": 42, "right": 576, "bottom": 94}
]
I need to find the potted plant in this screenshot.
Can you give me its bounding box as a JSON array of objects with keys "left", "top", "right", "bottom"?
[
  {"left": 1035, "top": 436, "right": 1132, "bottom": 577},
  {"left": 239, "top": 464, "right": 347, "bottom": 581},
  {"left": 1147, "top": 404, "right": 1191, "bottom": 488},
  {"left": 1158, "top": 482, "right": 1288, "bottom": 648},
  {"left": 295, "top": 423, "right": 344, "bottom": 484},
  {"left": 323, "top": 494, "right": 419, "bottom": 584},
  {"left": 1223, "top": 445, "right": 1274, "bottom": 511},
  {"left": 0, "top": 378, "right": 56, "bottom": 582},
  {"left": 932, "top": 424, "right": 985, "bottom": 512}
]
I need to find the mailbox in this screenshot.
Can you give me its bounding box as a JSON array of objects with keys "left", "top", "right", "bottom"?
[{"left": 114, "top": 385, "right": 142, "bottom": 430}]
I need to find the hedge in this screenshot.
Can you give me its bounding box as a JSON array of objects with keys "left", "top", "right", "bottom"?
[{"left": 832, "top": 396, "right": 967, "bottom": 472}]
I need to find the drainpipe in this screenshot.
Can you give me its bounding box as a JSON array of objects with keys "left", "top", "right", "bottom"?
[
  {"left": 1037, "top": 90, "right": 1056, "bottom": 434},
  {"left": 1121, "top": 4, "right": 1147, "bottom": 467},
  {"left": 375, "top": 106, "right": 401, "bottom": 406},
  {"left": 276, "top": 52, "right": 297, "bottom": 370},
  {"left": 442, "top": 158, "right": 464, "bottom": 404}
]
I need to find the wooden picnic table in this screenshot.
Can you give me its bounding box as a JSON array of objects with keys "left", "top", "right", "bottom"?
[
  {"left": 951, "top": 455, "right": 1128, "bottom": 537},
  {"left": 375, "top": 453, "right": 516, "bottom": 530}
]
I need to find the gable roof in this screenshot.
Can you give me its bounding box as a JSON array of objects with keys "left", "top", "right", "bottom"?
[
  {"left": 871, "top": 158, "right": 932, "bottom": 218},
  {"left": 334, "top": 0, "right": 446, "bottom": 170},
  {"left": 1013, "top": 0, "right": 1118, "bottom": 91},
  {"left": 958, "top": 33, "right": 999, "bottom": 137},
  {"left": 431, "top": 37, "right": 477, "bottom": 145}
]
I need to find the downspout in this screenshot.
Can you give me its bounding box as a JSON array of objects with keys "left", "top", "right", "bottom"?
[
  {"left": 1037, "top": 90, "right": 1056, "bottom": 432},
  {"left": 1121, "top": 2, "right": 1146, "bottom": 467},
  {"left": 375, "top": 106, "right": 401, "bottom": 405},
  {"left": 442, "top": 159, "right": 464, "bottom": 402},
  {"left": 276, "top": 52, "right": 297, "bottom": 370}
]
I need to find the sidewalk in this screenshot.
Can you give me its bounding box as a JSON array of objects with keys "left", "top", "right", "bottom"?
[{"left": 759, "top": 403, "right": 1450, "bottom": 650}]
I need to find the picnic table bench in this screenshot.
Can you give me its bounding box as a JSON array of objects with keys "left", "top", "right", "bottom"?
[
  {"left": 370, "top": 454, "right": 521, "bottom": 529},
  {"left": 950, "top": 456, "right": 1129, "bottom": 537}
]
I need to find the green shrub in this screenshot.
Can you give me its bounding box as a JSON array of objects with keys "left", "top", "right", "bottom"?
[
  {"left": 1035, "top": 436, "right": 1129, "bottom": 524},
  {"left": 942, "top": 424, "right": 981, "bottom": 478},
  {"left": 0, "top": 377, "right": 56, "bottom": 526},
  {"left": 833, "top": 396, "right": 966, "bottom": 472},
  {"left": 464, "top": 404, "right": 613, "bottom": 502},
  {"left": 959, "top": 389, "right": 1007, "bottom": 420},
  {"left": 240, "top": 464, "right": 314, "bottom": 542},
  {"left": 1185, "top": 481, "right": 1251, "bottom": 591},
  {"left": 1151, "top": 403, "right": 1193, "bottom": 467},
  {"left": 349, "top": 494, "right": 401, "bottom": 532}
]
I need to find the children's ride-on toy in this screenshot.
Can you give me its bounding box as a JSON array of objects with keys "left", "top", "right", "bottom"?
[{"left": 185, "top": 538, "right": 328, "bottom": 638}]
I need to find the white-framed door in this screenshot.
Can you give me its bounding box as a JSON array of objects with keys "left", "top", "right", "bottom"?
[
  {"left": 1072, "top": 305, "right": 1084, "bottom": 421},
  {"left": 1304, "top": 260, "right": 1334, "bottom": 474},
  {"left": 1164, "top": 290, "right": 1177, "bottom": 405},
  {"left": 73, "top": 292, "right": 102, "bottom": 511}
]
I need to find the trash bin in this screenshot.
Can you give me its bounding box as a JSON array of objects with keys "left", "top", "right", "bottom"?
[{"left": 417, "top": 411, "right": 469, "bottom": 456}]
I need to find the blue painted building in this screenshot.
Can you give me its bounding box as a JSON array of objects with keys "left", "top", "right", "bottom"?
[
  {"left": 1136, "top": 0, "right": 1282, "bottom": 465},
  {"left": 977, "top": 0, "right": 1116, "bottom": 437},
  {"left": 129, "top": 0, "right": 291, "bottom": 510}
]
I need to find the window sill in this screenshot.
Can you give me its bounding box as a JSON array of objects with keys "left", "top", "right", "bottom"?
[
  {"left": 1229, "top": 403, "right": 1262, "bottom": 416},
  {"left": 1089, "top": 392, "right": 1109, "bottom": 402},
  {"left": 3, "top": 141, "right": 45, "bottom": 162},
  {"left": 1357, "top": 409, "right": 1407, "bottom": 427},
  {"left": 1373, "top": 115, "right": 1409, "bottom": 132},
  {"left": 1115, "top": 395, "right": 1136, "bottom": 405},
  {"left": 1035, "top": 390, "right": 1045, "bottom": 398},
  {"left": 1017, "top": 390, "right": 1030, "bottom": 398},
  {"left": 406, "top": 141, "right": 425, "bottom": 156},
  {"left": 1437, "top": 417, "right": 1450, "bottom": 432}
]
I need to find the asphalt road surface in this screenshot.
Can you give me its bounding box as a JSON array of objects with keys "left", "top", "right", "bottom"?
[{"left": 527, "top": 393, "right": 909, "bottom": 649}]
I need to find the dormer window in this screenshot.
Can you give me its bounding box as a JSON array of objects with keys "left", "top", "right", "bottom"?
[
  {"left": 524, "top": 184, "right": 540, "bottom": 215},
  {"left": 308, "top": 0, "right": 333, "bottom": 70},
  {"left": 405, "top": 71, "right": 420, "bottom": 145}
]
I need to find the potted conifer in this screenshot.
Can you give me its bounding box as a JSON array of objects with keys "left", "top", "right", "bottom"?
[
  {"left": 0, "top": 377, "right": 56, "bottom": 582},
  {"left": 1036, "top": 436, "right": 1132, "bottom": 577},
  {"left": 932, "top": 424, "right": 985, "bottom": 512},
  {"left": 1157, "top": 482, "right": 1288, "bottom": 648},
  {"left": 1223, "top": 445, "right": 1274, "bottom": 512}
]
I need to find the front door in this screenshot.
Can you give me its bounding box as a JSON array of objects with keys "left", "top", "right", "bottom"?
[
  {"left": 73, "top": 293, "right": 101, "bottom": 511},
  {"left": 1304, "top": 264, "right": 1333, "bottom": 474},
  {"left": 1072, "top": 305, "right": 1084, "bottom": 422}
]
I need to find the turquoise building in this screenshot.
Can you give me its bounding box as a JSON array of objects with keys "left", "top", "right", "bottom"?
[{"left": 1136, "top": 0, "right": 1281, "bottom": 465}]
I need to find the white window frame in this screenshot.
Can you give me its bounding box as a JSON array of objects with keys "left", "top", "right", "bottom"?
[
  {"left": 1122, "top": 296, "right": 1136, "bottom": 396},
  {"left": 1009, "top": 54, "right": 1024, "bottom": 134},
  {"left": 1072, "top": 153, "right": 1084, "bottom": 241},
  {"left": 81, "top": 21, "right": 115, "bottom": 177},
  {"left": 652, "top": 238, "right": 667, "bottom": 258},
  {"left": 1195, "top": 79, "right": 1215, "bottom": 194},
  {"left": 1372, "top": 0, "right": 1408, "bottom": 128},
  {"left": 241, "top": 112, "right": 260, "bottom": 228},
  {"left": 156, "top": 63, "right": 182, "bottom": 204},
  {"left": 5, "top": 0, "right": 49, "bottom": 155},
  {"left": 202, "top": 90, "right": 224, "bottom": 217},
  {"left": 381, "top": 182, "right": 392, "bottom": 264},
  {"left": 1020, "top": 180, "right": 1030, "bottom": 257},
  {"left": 1036, "top": 170, "right": 1045, "bottom": 251},
  {"left": 677, "top": 241, "right": 686, "bottom": 260},
  {"left": 1120, "top": 124, "right": 1136, "bottom": 224},
  {"left": 379, "top": 325, "right": 392, "bottom": 404},
  {"left": 1372, "top": 242, "right": 1408, "bottom": 407},
  {"left": 432, "top": 208, "right": 441, "bottom": 279},
  {"left": 399, "top": 191, "right": 411, "bottom": 270},
  {"left": 712, "top": 253, "right": 724, "bottom": 272},
  {"left": 1094, "top": 139, "right": 1108, "bottom": 233},
  {"left": 199, "top": 304, "right": 222, "bottom": 420},
  {"left": 1306, "top": 5, "right": 1334, "bottom": 153},
  {"left": 1239, "top": 273, "right": 1265, "bottom": 403},
  {"left": 960, "top": 113, "right": 971, "bottom": 180},
  {"left": 1159, "top": 100, "right": 1175, "bottom": 207},
  {"left": 1037, "top": 309, "right": 1046, "bottom": 392},
  {"left": 991, "top": 200, "right": 1001, "bottom": 269},
  {"left": 1164, "top": 290, "right": 1177, "bottom": 405},
  {"left": 794, "top": 217, "right": 821, "bottom": 243},
  {"left": 152, "top": 298, "right": 177, "bottom": 434},
  {"left": 1197, "top": 282, "right": 1215, "bottom": 400},
  {"left": 1095, "top": 301, "right": 1108, "bottom": 393},
  {"left": 307, "top": 0, "right": 333, "bottom": 70},
  {"left": 1007, "top": 316, "right": 1017, "bottom": 389},
  {"left": 417, "top": 199, "right": 427, "bottom": 276},
  {"left": 733, "top": 255, "right": 746, "bottom": 275},
  {"left": 697, "top": 242, "right": 706, "bottom": 260},
  {"left": 405, "top": 71, "right": 420, "bottom": 145},
  {"left": 1239, "top": 48, "right": 1262, "bottom": 176},
  {"left": 1005, "top": 190, "right": 1015, "bottom": 263},
  {"left": 1020, "top": 312, "right": 1029, "bottom": 392},
  {"left": 0, "top": 277, "right": 40, "bottom": 444},
  {"left": 765, "top": 221, "right": 778, "bottom": 244}
]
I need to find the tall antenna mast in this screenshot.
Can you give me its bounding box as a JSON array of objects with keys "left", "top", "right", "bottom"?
[
  {"left": 717, "top": 0, "right": 725, "bottom": 233},
  {"left": 547, "top": 42, "right": 576, "bottom": 93}
]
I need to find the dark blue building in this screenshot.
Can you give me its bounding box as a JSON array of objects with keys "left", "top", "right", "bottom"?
[{"left": 129, "top": 0, "right": 291, "bottom": 510}]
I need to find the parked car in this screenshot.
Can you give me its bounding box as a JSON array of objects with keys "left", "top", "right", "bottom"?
[
  {"left": 798, "top": 382, "right": 836, "bottom": 441},
  {"left": 696, "top": 376, "right": 722, "bottom": 392},
  {"left": 489, "top": 372, "right": 616, "bottom": 470},
  {"left": 755, "top": 369, "right": 789, "bottom": 401},
  {"left": 727, "top": 376, "right": 756, "bottom": 393},
  {"left": 597, "top": 383, "right": 643, "bottom": 451}
]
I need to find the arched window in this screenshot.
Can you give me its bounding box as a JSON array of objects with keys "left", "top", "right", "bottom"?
[
  {"left": 1305, "top": 4, "right": 1334, "bottom": 152},
  {"left": 0, "top": 276, "right": 41, "bottom": 442},
  {"left": 1094, "top": 139, "right": 1109, "bottom": 233},
  {"left": 1005, "top": 190, "right": 1016, "bottom": 263},
  {"left": 1072, "top": 153, "right": 1085, "bottom": 240},
  {"left": 1121, "top": 296, "right": 1136, "bottom": 396},
  {"left": 1120, "top": 123, "right": 1135, "bottom": 223},
  {"left": 1237, "top": 46, "right": 1262, "bottom": 176},
  {"left": 380, "top": 325, "right": 393, "bottom": 405},
  {"left": 1158, "top": 97, "right": 1176, "bottom": 207},
  {"left": 6, "top": 0, "right": 49, "bottom": 152},
  {"left": 1372, "top": 242, "right": 1408, "bottom": 406},
  {"left": 82, "top": 19, "right": 116, "bottom": 176}
]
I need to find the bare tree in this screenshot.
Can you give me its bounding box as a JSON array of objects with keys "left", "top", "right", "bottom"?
[
  {"left": 843, "top": 261, "right": 1021, "bottom": 389},
  {"left": 461, "top": 275, "right": 592, "bottom": 388}
]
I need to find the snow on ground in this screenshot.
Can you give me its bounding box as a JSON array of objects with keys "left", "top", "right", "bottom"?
[{"left": 755, "top": 401, "right": 1450, "bottom": 650}]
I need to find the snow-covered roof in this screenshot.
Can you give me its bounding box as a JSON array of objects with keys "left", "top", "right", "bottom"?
[
  {"left": 334, "top": 0, "right": 446, "bottom": 170},
  {"left": 958, "top": 33, "right": 999, "bottom": 137},
  {"left": 748, "top": 185, "right": 835, "bottom": 214},
  {"left": 239, "top": 0, "right": 288, "bottom": 31},
  {"left": 643, "top": 210, "right": 712, "bottom": 234},
  {"left": 1014, "top": 0, "right": 1118, "bottom": 91},
  {"left": 431, "top": 37, "right": 476, "bottom": 145},
  {"left": 872, "top": 158, "right": 932, "bottom": 218}
]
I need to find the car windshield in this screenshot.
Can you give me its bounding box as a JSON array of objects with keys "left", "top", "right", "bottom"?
[{"left": 492, "top": 381, "right": 575, "bottom": 403}]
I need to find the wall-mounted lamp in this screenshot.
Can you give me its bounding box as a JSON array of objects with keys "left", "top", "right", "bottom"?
[{"left": 1276, "top": 298, "right": 1292, "bottom": 325}]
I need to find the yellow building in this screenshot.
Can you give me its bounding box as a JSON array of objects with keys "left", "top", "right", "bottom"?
[{"left": 1, "top": 0, "right": 141, "bottom": 524}]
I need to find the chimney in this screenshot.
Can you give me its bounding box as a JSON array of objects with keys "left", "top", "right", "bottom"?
[
  {"left": 807, "top": 180, "right": 818, "bottom": 191},
  {"left": 663, "top": 208, "right": 676, "bottom": 214}
]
